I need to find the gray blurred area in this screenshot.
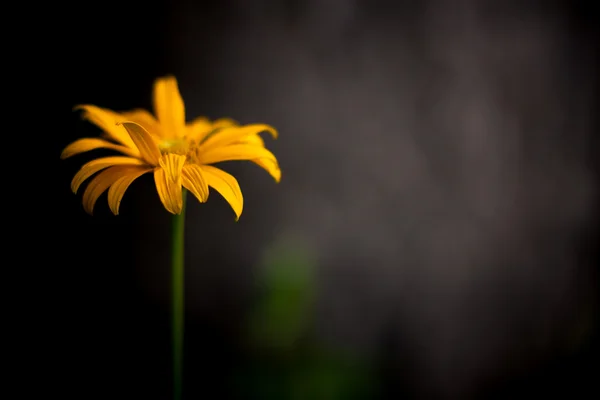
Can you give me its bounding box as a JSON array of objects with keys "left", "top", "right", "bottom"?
[{"left": 135, "top": 0, "right": 598, "bottom": 397}]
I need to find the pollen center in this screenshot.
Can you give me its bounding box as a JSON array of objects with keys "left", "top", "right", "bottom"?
[
  {"left": 159, "top": 139, "right": 202, "bottom": 163},
  {"left": 159, "top": 139, "right": 189, "bottom": 156}
]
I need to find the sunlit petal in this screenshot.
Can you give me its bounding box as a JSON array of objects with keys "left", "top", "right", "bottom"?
[
  {"left": 119, "top": 121, "right": 161, "bottom": 165},
  {"left": 71, "top": 156, "right": 146, "bottom": 194},
  {"left": 201, "top": 165, "right": 243, "bottom": 220},
  {"left": 61, "top": 138, "right": 140, "bottom": 159},
  {"left": 154, "top": 154, "right": 186, "bottom": 214},
  {"left": 182, "top": 164, "right": 209, "bottom": 203},
  {"left": 107, "top": 167, "right": 152, "bottom": 215},
  {"left": 153, "top": 76, "right": 185, "bottom": 139},
  {"left": 75, "top": 105, "right": 137, "bottom": 148}
]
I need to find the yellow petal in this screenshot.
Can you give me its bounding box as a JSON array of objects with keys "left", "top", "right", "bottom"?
[
  {"left": 107, "top": 167, "right": 152, "bottom": 215},
  {"left": 81, "top": 166, "right": 138, "bottom": 215},
  {"left": 197, "top": 144, "right": 279, "bottom": 166},
  {"left": 185, "top": 116, "right": 212, "bottom": 142},
  {"left": 75, "top": 105, "right": 137, "bottom": 149},
  {"left": 212, "top": 118, "right": 238, "bottom": 130},
  {"left": 200, "top": 124, "right": 277, "bottom": 150},
  {"left": 238, "top": 134, "right": 265, "bottom": 147},
  {"left": 121, "top": 108, "right": 163, "bottom": 138},
  {"left": 119, "top": 121, "right": 161, "bottom": 165},
  {"left": 153, "top": 76, "right": 185, "bottom": 139},
  {"left": 154, "top": 154, "right": 186, "bottom": 214},
  {"left": 61, "top": 138, "right": 140, "bottom": 159},
  {"left": 251, "top": 158, "right": 281, "bottom": 183},
  {"left": 201, "top": 165, "right": 244, "bottom": 220},
  {"left": 71, "top": 156, "right": 146, "bottom": 194},
  {"left": 190, "top": 117, "right": 240, "bottom": 145},
  {"left": 182, "top": 164, "right": 209, "bottom": 203}
]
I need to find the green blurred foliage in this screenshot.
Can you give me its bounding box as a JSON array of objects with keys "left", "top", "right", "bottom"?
[
  {"left": 247, "top": 236, "right": 316, "bottom": 348},
  {"left": 235, "top": 236, "right": 378, "bottom": 400},
  {"left": 237, "top": 348, "right": 377, "bottom": 400}
]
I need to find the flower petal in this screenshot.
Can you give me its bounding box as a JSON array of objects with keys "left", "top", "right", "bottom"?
[
  {"left": 107, "top": 167, "right": 152, "bottom": 215},
  {"left": 185, "top": 116, "right": 212, "bottom": 142},
  {"left": 119, "top": 121, "right": 161, "bottom": 165},
  {"left": 71, "top": 156, "right": 146, "bottom": 194},
  {"left": 200, "top": 124, "right": 277, "bottom": 150},
  {"left": 81, "top": 166, "right": 138, "bottom": 215},
  {"left": 201, "top": 165, "right": 244, "bottom": 220},
  {"left": 238, "top": 134, "right": 265, "bottom": 147},
  {"left": 251, "top": 158, "right": 282, "bottom": 183},
  {"left": 75, "top": 105, "right": 137, "bottom": 148},
  {"left": 154, "top": 154, "right": 186, "bottom": 214},
  {"left": 121, "top": 108, "right": 163, "bottom": 138},
  {"left": 182, "top": 164, "right": 209, "bottom": 203},
  {"left": 213, "top": 118, "right": 238, "bottom": 129},
  {"left": 61, "top": 138, "right": 140, "bottom": 159},
  {"left": 186, "top": 117, "right": 239, "bottom": 144},
  {"left": 197, "top": 144, "right": 279, "bottom": 166},
  {"left": 153, "top": 76, "right": 185, "bottom": 139}
]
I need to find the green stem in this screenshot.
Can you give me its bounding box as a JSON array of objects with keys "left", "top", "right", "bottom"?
[{"left": 171, "top": 190, "right": 187, "bottom": 400}]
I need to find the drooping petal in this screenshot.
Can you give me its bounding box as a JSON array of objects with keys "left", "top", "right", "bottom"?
[
  {"left": 61, "top": 138, "right": 140, "bottom": 159},
  {"left": 182, "top": 164, "right": 209, "bottom": 203},
  {"left": 81, "top": 165, "right": 139, "bottom": 215},
  {"left": 201, "top": 165, "right": 244, "bottom": 220},
  {"left": 75, "top": 105, "right": 137, "bottom": 148},
  {"left": 71, "top": 156, "right": 147, "bottom": 193},
  {"left": 107, "top": 167, "right": 153, "bottom": 215},
  {"left": 153, "top": 76, "right": 185, "bottom": 139},
  {"left": 121, "top": 108, "right": 163, "bottom": 138},
  {"left": 185, "top": 117, "right": 212, "bottom": 142},
  {"left": 197, "top": 144, "right": 279, "bottom": 166},
  {"left": 119, "top": 121, "right": 161, "bottom": 165},
  {"left": 251, "top": 158, "right": 282, "bottom": 183},
  {"left": 200, "top": 124, "right": 277, "bottom": 151},
  {"left": 154, "top": 154, "right": 186, "bottom": 214}
]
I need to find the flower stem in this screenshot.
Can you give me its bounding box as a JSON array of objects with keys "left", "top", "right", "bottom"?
[{"left": 171, "top": 190, "right": 187, "bottom": 400}]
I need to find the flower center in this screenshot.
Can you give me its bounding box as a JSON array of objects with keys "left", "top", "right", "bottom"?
[
  {"left": 159, "top": 139, "right": 201, "bottom": 163},
  {"left": 159, "top": 139, "right": 189, "bottom": 155}
]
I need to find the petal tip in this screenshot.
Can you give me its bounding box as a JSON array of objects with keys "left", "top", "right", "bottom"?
[
  {"left": 109, "top": 202, "right": 120, "bottom": 216},
  {"left": 266, "top": 125, "right": 278, "bottom": 139}
]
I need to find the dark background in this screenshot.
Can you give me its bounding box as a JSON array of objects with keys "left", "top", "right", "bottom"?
[{"left": 36, "top": 0, "right": 600, "bottom": 399}]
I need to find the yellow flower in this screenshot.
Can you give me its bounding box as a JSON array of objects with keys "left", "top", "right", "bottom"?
[{"left": 62, "top": 76, "right": 280, "bottom": 218}]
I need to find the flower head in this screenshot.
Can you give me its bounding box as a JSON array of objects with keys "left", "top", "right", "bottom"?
[{"left": 62, "top": 76, "right": 280, "bottom": 218}]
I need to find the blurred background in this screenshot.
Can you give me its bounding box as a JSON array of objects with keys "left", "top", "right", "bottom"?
[{"left": 45, "top": 0, "right": 600, "bottom": 398}]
